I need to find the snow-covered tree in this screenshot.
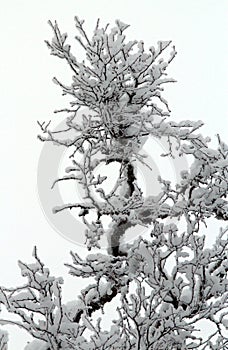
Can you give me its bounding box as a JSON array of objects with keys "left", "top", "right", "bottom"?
[{"left": 0, "top": 16, "right": 228, "bottom": 349}]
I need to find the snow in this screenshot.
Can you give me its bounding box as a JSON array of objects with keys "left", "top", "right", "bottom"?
[{"left": 1, "top": 11, "right": 228, "bottom": 350}]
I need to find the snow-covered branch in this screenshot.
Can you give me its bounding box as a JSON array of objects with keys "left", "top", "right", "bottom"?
[{"left": 1, "top": 14, "right": 227, "bottom": 349}]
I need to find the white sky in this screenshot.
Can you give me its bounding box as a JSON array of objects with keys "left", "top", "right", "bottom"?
[{"left": 0, "top": 0, "right": 227, "bottom": 348}]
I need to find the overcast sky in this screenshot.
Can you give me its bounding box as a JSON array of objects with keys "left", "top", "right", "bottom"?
[{"left": 0, "top": 0, "right": 227, "bottom": 348}]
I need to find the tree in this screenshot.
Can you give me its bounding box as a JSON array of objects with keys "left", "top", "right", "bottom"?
[{"left": 0, "top": 16, "right": 228, "bottom": 349}]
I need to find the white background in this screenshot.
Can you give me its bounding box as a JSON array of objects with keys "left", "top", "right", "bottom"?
[{"left": 0, "top": 0, "right": 227, "bottom": 348}]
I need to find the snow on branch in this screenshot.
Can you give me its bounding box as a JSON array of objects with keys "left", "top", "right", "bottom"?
[
  {"left": 2, "top": 14, "right": 227, "bottom": 349},
  {"left": 44, "top": 16, "right": 176, "bottom": 116},
  {"left": 0, "top": 224, "right": 227, "bottom": 349}
]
